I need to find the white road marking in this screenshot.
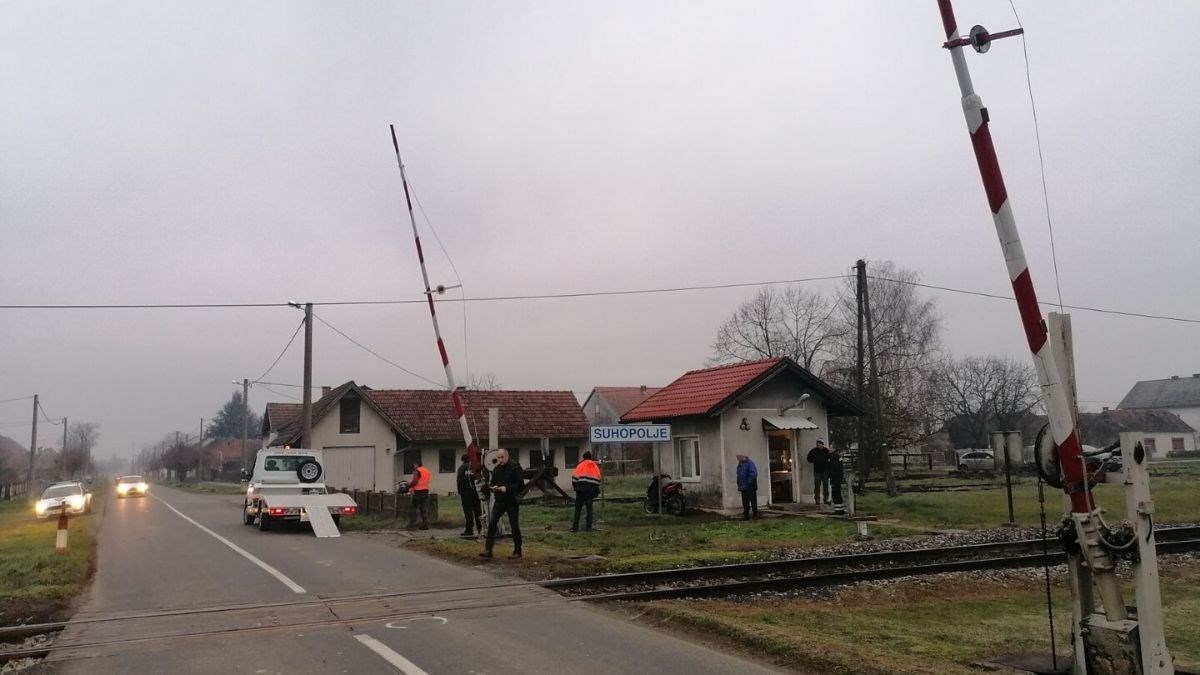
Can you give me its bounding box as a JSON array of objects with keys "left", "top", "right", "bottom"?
[
  {"left": 354, "top": 634, "right": 430, "bottom": 674},
  {"left": 149, "top": 492, "right": 306, "bottom": 594},
  {"left": 385, "top": 616, "right": 448, "bottom": 629}
]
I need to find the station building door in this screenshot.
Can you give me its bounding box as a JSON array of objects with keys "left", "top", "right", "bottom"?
[{"left": 768, "top": 431, "right": 796, "bottom": 503}]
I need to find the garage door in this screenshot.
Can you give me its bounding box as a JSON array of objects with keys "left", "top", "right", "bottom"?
[{"left": 321, "top": 447, "right": 376, "bottom": 491}]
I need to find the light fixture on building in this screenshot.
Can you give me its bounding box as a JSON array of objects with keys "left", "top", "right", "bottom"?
[{"left": 740, "top": 417, "right": 750, "bottom": 431}]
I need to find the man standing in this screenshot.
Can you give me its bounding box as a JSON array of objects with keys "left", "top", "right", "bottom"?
[
  {"left": 570, "top": 451, "right": 602, "bottom": 532},
  {"left": 407, "top": 459, "right": 431, "bottom": 530},
  {"left": 480, "top": 449, "right": 524, "bottom": 559},
  {"left": 456, "top": 453, "right": 482, "bottom": 537},
  {"left": 806, "top": 440, "right": 831, "bottom": 505},
  {"left": 735, "top": 453, "right": 759, "bottom": 520},
  {"left": 828, "top": 445, "right": 846, "bottom": 515}
]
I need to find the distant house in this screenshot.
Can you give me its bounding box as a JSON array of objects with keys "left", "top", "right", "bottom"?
[
  {"left": 1080, "top": 409, "right": 1196, "bottom": 458},
  {"left": 621, "top": 357, "right": 862, "bottom": 510},
  {"left": 266, "top": 382, "right": 590, "bottom": 493},
  {"left": 262, "top": 402, "right": 302, "bottom": 447},
  {"left": 582, "top": 386, "right": 662, "bottom": 467},
  {"left": 206, "top": 438, "right": 260, "bottom": 478},
  {"left": 1118, "top": 374, "right": 1200, "bottom": 449}
]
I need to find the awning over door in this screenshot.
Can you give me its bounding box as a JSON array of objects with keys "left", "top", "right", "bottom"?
[{"left": 761, "top": 416, "right": 819, "bottom": 431}]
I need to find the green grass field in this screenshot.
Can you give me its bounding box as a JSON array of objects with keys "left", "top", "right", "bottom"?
[
  {"left": 641, "top": 563, "right": 1200, "bottom": 674},
  {"left": 857, "top": 469, "right": 1200, "bottom": 530},
  {"left": 0, "top": 494, "right": 99, "bottom": 625}
]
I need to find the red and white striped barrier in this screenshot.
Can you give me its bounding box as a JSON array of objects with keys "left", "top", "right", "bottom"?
[
  {"left": 936, "top": 0, "right": 1090, "bottom": 513},
  {"left": 389, "top": 126, "right": 482, "bottom": 477}
]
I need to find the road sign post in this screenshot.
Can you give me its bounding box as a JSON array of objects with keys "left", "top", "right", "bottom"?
[{"left": 590, "top": 425, "right": 671, "bottom": 513}]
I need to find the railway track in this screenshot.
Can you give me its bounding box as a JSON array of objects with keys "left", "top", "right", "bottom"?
[{"left": 544, "top": 525, "right": 1200, "bottom": 601}]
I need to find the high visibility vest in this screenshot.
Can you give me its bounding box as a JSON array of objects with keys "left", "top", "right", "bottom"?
[
  {"left": 412, "top": 466, "right": 431, "bottom": 492},
  {"left": 572, "top": 459, "right": 602, "bottom": 487}
]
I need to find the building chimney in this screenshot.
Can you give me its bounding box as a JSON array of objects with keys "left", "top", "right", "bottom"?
[
  {"left": 322, "top": 386, "right": 331, "bottom": 396},
  {"left": 640, "top": 385, "right": 647, "bottom": 394},
  {"left": 1172, "top": 375, "right": 1180, "bottom": 380}
]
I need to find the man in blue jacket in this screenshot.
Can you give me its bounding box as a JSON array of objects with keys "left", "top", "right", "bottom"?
[{"left": 735, "top": 453, "right": 759, "bottom": 520}]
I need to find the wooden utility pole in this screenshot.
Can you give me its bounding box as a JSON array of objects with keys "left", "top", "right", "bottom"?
[
  {"left": 860, "top": 261, "right": 896, "bottom": 497},
  {"left": 62, "top": 417, "right": 68, "bottom": 475},
  {"left": 854, "top": 262, "right": 867, "bottom": 475},
  {"left": 28, "top": 395, "right": 38, "bottom": 483},
  {"left": 241, "top": 378, "right": 250, "bottom": 470},
  {"left": 302, "top": 302, "right": 313, "bottom": 449}
]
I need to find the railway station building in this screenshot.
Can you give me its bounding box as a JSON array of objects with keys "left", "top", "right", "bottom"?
[
  {"left": 621, "top": 357, "right": 862, "bottom": 511},
  {"left": 263, "top": 381, "right": 590, "bottom": 494}
]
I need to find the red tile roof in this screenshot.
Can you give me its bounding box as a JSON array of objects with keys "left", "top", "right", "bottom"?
[
  {"left": 591, "top": 386, "right": 664, "bottom": 417},
  {"left": 206, "top": 438, "right": 260, "bottom": 465},
  {"left": 264, "top": 403, "right": 302, "bottom": 432},
  {"left": 622, "top": 358, "right": 783, "bottom": 422},
  {"left": 270, "top": 383, "right": 589, "bottom": 445}
]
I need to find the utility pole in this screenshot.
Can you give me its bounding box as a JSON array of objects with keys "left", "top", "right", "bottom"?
[
  {"left": 62, "top": 416, "right": 68, "bottom": 476},
  {"left": 302, "top": 302, "right": 313, "bottom": 449},
  {"left": 198, "top": 418, "right": 205, "bottom": 481},
  {"left": 854, "top": 261, "right": 867, "bottom": 476},
  {"left": 28, "top": 395, "right": 38, "bottom": 484},
  {"left": 860, "top": 261, "right": 896, "bottom": 497},
  {"left": 241, "top": 378, "right": 250, "bottom": 471}
]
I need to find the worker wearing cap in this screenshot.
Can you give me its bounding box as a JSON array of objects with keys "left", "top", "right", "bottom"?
[
  {"left": 407, "top": 459, "right": 431, "bottom": 530},
  {"left": 570, "top": 451, "right": 602, "bottom": 532}
]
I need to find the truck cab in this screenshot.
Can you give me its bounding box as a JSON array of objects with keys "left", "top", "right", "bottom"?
[{"left": 243, "top": 447, "right": 357, "bottom": 533}]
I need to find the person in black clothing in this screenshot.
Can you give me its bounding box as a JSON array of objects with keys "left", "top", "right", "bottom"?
[
  {"left": 828, "top": 445, "right": 846, "bottom": 514},
  {"left": 480, "top": 449, "right": 525, "bottom": 559},
  {"left": 806, "top": 440, "right": 831, "bottom": 505},
  {"left": 457, "top": 454, "right": 483, "bottom": 537}
]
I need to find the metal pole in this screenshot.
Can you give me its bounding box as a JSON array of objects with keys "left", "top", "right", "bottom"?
[
  {"left": 935, "top": 0, "right": 1089, "bottom": 513},
  {"left": 389, "top": 126, "right": 480, "bottom": 477},
  {"left": 28, "top": 395, "right": 38, "bottom": 484},
  {"left": 241, "top": 378, "right": 250, "bottom": 470},
  {"left": 302, "top": 303, "right": 313, "bottom": 449},
  {"left": 855, "top": 261, "right": 866, "bottom": 476}
]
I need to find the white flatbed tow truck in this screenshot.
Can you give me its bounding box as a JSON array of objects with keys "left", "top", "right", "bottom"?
[{"left": 241, "top": 447, "right": 357, "bottom": 538}]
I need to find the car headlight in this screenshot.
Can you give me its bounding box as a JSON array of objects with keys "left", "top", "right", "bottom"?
[
  {"left": 35, "top": 501, "right": 48, "bottom": 514},
  {"left": 118, "top": 484, "right": 130, "bottom": 493},
  {"left": 137, "top": 483, "right": 148, "bottom": 491},
  {"left": 67, "top": 495, "right": 85, "bottom": 509}
]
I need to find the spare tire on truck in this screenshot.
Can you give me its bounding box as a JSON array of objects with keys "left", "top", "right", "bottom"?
[{"left": 297, "top": 459, "right": 323, "bottom": 484}]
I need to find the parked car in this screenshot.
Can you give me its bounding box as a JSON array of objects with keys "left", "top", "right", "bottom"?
[
  {"left": 35, "top": 482, "right": 93, "bottom": 519},
  {"left": 957, "top": 450, "right": 995, "bottom": 472},
  {"left": 116, "top": 475, "right": 149, "bottom": 498}
]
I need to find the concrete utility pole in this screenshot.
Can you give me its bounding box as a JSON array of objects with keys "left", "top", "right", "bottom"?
[
  {"left": 28, "top": 395, "right": 38, "bottom": 483},
  {"left": 854, "top": 261, "right": 866, "bottom": 475},
  {"left": 302, "top": 302, "right": 313, "bottom": 449},
  {"left": 62, "top": 417, "right": 68, "bottom": 476},
  {"left": 241, "top": 378, "right": 250, "bottom": 470}
]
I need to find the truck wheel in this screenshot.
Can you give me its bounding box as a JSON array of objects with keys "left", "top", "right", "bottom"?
[
  {"left": 258, "top": 513, "right": 271, "bottom": 531},
  {"left": 243, "top": 502, "right": 255, "bottom": 525},
  {"left": 296, "top": 459, "right": 322, "bottom": 484},
  {"left": 331, "top": 514, "right": 341, "bottom": 527}
]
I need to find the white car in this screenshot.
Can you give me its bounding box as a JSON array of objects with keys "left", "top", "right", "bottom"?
[
  {"left": 35, "top": 482, "right": 93, "bottom": 519},
  {"left": 116, "top": 475, "right": 149, "bottom": 498},
  {"left": 957, "top": 450, "right": 995, "bottom": 472}
]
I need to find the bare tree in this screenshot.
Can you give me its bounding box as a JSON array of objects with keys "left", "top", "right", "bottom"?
[
  {"left": 931, "top": 355, "right": 1041, "bottom": 449},
  {"left": 464, "top": 372, "right": 502, "bottom": 390},
  {"left": 711, "top": 285, "right": 841, "bottom": 373},
  {"left": 60, "top": 421, "right": 100, "bottom": 478}
]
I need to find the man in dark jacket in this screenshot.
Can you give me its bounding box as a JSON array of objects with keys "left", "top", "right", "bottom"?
[
  {"left": 480, "top": 449, "right": 525, "bottom": 559},
  {"left": 735, "top": 454, "right": 759, "bottom": 520},
  {"left": 457, "top": 454, "right": 483, "bottom": 537},
  {"left": 806, "top": 440, "right": 831, "bottom": 505}
]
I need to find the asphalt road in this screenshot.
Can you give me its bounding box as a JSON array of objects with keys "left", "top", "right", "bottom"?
[{"left": 41, "top": 485, "right": 780, "bottom": 674}]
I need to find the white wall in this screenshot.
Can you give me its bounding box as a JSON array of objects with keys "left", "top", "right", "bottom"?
[
  {"left": 311, "top": 399, "right": 397, "bottom": 491},
  {"left": 1140, "top": 431, "right": 1196, "bottom": 458}
]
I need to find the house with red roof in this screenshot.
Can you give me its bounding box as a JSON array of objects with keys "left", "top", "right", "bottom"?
[
  {"left": 264, "top": 382, "right": 590, "bottom": 494},
  {"left": 622, "top": 357, "right": 861, "bottom": 510}
]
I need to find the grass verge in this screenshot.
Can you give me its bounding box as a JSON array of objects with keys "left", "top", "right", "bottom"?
[
  {"left": 636, "top": 561, "right": 1200, "bottom": 674},
  {"left": 0, "top": 495, "right": 100, "bottom": 626}
]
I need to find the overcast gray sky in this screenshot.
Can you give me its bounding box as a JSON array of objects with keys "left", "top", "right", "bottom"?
[{"left": 3, "top": 1, "right": 1198, "bottom": 460}]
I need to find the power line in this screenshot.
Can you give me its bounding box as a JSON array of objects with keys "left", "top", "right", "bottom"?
[
  {"left": 3, "top": 273, "right": 1198, "bottom": 324},
  {"left": 309, "top": 312, "right": 444, "bottom": 387},
  {"left": 869, "top": 275, "right": 1200, "bottom": 325},
  {"left": 0, "top": 395, "right": 35, "bottom": 405},
  {"left": 253, "top": 317, "right": 305, "bottom": 384},
  {"left": 37, "top": 401, "right": 64, "bottom": 425},
  {"left": 258, "top": 383, "right": 300, "bottom": 402}
]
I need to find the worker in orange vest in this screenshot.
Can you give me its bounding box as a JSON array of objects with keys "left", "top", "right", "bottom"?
[
  {"left": 570, "top": 451, "right": 602, "bottom": 532},
  {"left": 407, "top": 459, "right": 432, "bottom": 530}
]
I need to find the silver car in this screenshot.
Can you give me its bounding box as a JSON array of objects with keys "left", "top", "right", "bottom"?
[
  {"left": 957, "top": 450, "right": 995, "bottom": 472},
  {"left": 35, "top": 482, "right": 93, "bottom": 519}
]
